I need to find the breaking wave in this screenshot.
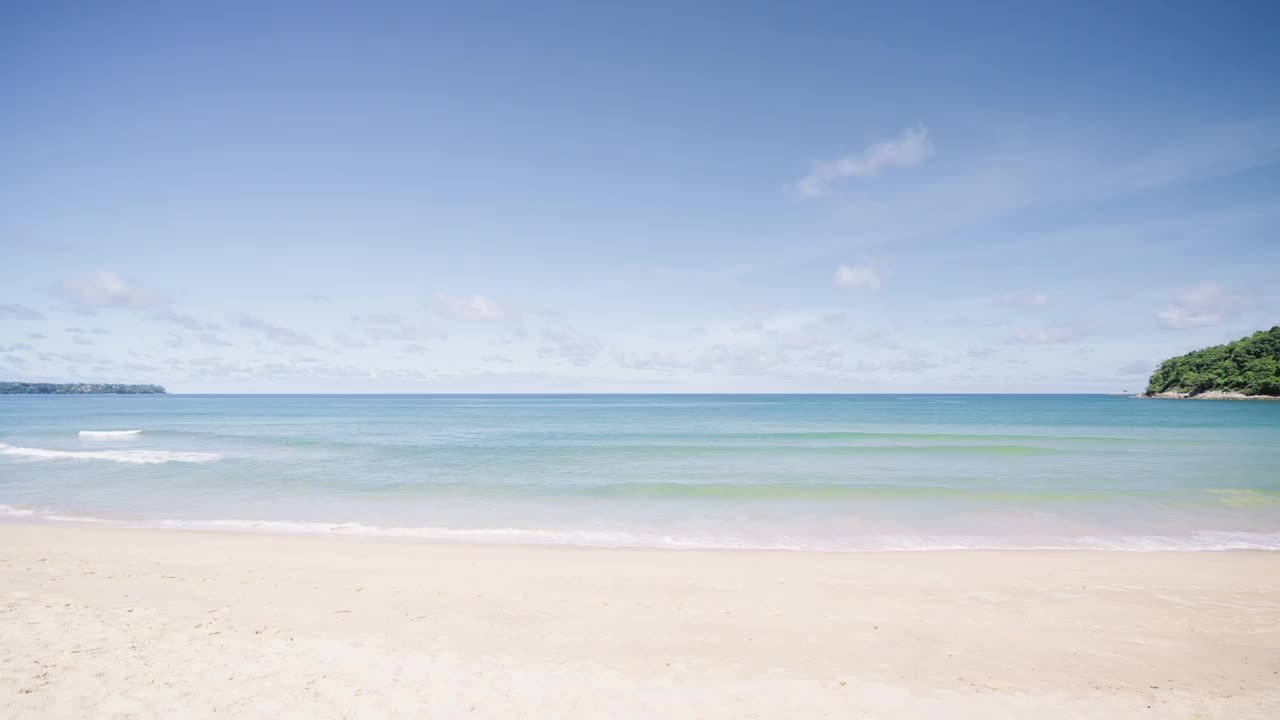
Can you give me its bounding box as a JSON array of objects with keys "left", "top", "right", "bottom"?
[
  {"left": 79, "top": 430, "right": 143, "bottom": 438},
  {"left": 0, "top": 443, "right": 220, "bottom": 464}
]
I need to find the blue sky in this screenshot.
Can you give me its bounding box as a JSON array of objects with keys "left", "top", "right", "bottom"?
[{"left": 2, "top": 1, "right": 1278, "bottom": 392}]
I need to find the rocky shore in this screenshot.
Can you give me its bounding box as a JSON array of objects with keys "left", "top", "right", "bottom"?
[{"left": 1142, "top": 390, "right": 1280, "bottom": 401}]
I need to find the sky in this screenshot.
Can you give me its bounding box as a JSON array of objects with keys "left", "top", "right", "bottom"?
[{"left": 2, "top": 1, "right": 1279, "bottom": 393}]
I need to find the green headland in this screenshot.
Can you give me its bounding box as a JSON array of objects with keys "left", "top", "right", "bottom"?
[{"left": 1145, "top": 327, "right": 1280, "bottom": 399}]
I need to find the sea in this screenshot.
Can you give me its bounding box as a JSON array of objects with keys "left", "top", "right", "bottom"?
[{"left": 1, "top": 394, "right": 1278, "bottom": 551}]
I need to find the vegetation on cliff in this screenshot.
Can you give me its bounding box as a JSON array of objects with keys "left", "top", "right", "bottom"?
[
  {"left": 1146, "top": 327, "right": 1280, "bottom": 397},
  {"left": 0, "top": 382, "right": 166, "bottom": 395}
]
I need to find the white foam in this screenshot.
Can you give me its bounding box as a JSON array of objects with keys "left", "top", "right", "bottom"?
[
  {"left": 141, "top": 519, "right": 1280, "bottom": 552},
  {"left": 0, "top": 504, "right": 122, "bottom": 524},
  {"left": 852, "top": 531, "right": 1280, "bottom": 552},
  {"left": 2, "top": 502, "right": 1276, "bottom": 551},
  {"left": 149, "top": 519, "right": 738, "bottom": 549},
  {"left": 44, "top": 513, "right": 123, "bottom": 524},
  {"left": 0, "top": 443, "right": 220, "bottom": 464},
  {"left": 79, "top": 430, "right": 143, "bottom": 438}
]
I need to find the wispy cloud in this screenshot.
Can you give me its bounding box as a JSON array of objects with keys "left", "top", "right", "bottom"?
[
  {"left": 1012, "top": 322, "right": 1096, "bottom": 344},
  {"left": 1157, "top": 281, "right": 1250, "bottom": 329},
  {"left": 538, "top": 327, "right": 602, "bottom": 366},
  {"left": 0, "top": 304, "right": 44, "bottom": 320},
  {"left": 774, "top": 119, "right": 1280, "bottom": 284},
  {"left": 231, "top": 314, "right": 317, "bottom": 347},
  {"left": 351, "top": 313, "right": 403, "bottom": 325},
  {"left": 996, "top": 292, "right": 1049, "bottom": 307},
  {"left": 150, "top": 308, "right": 220, "bottom": 331},
  {"left": 615, "top": 315, "right": 851, "bottom": 379},
  {"left": 333, "top": 332, "right": 368, "bottom": 349},
  {"left": 52, "top": 271, "right": 166, "bottom": 309},
  {"left": 433, "top": 292, "right": 509, "bottom": 321},
  {"left": 196, "top": 332, "right": 234, "bottom": 347},
  {"left": 795, "top": 125, "right": 933, "bottom": 198},
  {"left": 350, "top": 313, "right": 440, "bottom": 342},
  {"left": 834, "top": 264, "right": 882, "bottom": 291}
]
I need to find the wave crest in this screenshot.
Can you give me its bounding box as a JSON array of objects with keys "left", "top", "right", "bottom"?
[
  {"left": 0, "top": 443, "right": 220, "bottom": 464},
  {"left": 79, "top": 430, "right": 143, "bottom": 438}
]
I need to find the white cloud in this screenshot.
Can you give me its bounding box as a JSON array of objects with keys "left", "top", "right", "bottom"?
[
  {"left": 231, "top": 314, "right": 317, "bottom": 347},
  {"left": 834, "top": 264, "right": 881, "bottom": 291},
  {"left": 53, "top": 271, "right": 165, "bottom": 308},
  {"left": 433, "top": 292, "right": 509, "bottom": 321},
  {"left": 795, "top": 125, "right": 934, "bottom": 198},
  {"left": 1157, "top": 281, "right": 1249, "bottom": 329}
]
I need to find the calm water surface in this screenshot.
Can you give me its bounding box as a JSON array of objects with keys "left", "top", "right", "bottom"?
[{"left": 2, "top": 394, "right": 1277, "bottom": 550}]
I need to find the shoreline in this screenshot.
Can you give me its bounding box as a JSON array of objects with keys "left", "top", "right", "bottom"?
[
  {"left": 4, "top": 513, "right": 1278, "bottom": 552},
  {"left": 1140, "top": 390, "right": 1280, "bottom": 400},
  {"left": 4, "top": 523, "right": 1278, "bottom": 717}
]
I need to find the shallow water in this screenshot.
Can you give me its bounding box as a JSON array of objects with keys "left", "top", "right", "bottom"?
[{"left": 2, "top": 394, "right": 1278, "bottom": 550}]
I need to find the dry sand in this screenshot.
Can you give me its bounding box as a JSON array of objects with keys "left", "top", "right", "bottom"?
[{"left": 2, "top": 523, "right": 1278, "bottom": 718}]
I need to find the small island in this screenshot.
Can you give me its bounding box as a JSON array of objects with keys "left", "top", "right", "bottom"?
[
  {"left": 0, "top": 382, "right": 166, "bottom": 395},
  {"left": 1145, "top": 326, "right": 1280, "bottom": 399}
]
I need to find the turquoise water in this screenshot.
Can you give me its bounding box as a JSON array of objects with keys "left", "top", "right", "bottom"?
[{"left": 2, "top": 394, "right": 1278, "bottom": 550}]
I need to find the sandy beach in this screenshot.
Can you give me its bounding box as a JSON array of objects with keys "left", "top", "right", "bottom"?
[{"left": 1, "top": 523, "right": 1277, "bottom": 718}]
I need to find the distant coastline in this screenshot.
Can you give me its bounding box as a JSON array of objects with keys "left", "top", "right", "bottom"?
[{"left": 0, "top": 382, "right": 166, "bottom": 395}]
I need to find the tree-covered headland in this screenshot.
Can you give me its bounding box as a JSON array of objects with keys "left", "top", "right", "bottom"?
[{"left": 1146, "top": 327, "right": 1280, "bottom": 397}]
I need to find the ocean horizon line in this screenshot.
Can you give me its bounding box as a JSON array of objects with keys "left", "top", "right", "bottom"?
[{"left": 5, "top": 391, "right": 1131, "bottom": 397}]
